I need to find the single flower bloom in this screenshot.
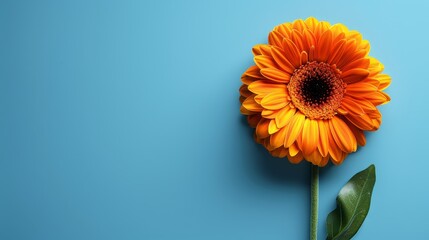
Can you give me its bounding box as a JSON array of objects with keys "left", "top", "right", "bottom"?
[{"left": 240, "top": 17, "right": 391, "bottom": 166}]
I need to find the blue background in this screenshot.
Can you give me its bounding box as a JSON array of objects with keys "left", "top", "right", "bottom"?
[{"left": 0, "top": 0, "right": 425, "bottom": 239}]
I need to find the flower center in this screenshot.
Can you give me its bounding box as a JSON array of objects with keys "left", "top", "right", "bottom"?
[{"left": 288, "top": 61, "right": 346, "bottom": 119}]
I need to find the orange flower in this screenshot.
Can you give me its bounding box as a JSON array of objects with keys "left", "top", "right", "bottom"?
[{"left": 240, "top": 17, "right": 391, "bottom": 166}]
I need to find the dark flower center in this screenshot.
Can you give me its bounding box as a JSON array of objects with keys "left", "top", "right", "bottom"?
[
  {"left": 288, "top": 61, "right": 346, "bottom": 119},
  {"left": 301, "top": 75, "right": 332, "bottom": 105}
]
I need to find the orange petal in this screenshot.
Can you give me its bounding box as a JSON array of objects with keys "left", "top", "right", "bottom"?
[
  {"left": 330, "top": 24, "right": 347, "bottom": 40},
  {"left": 338, "top": 97, "right": 364, "bottom": 115},
  {"left": 296, "top": 130, "right": 303, "bottom": 151},
  {"left": 247, "top": 115, "right": 261, "bottom": 128},
  {"left": 341, "top": 57, "right": 370, "bottom": 72},
  {"left": 317, "top": 120, "right": 329, "bottom": 157},
  {"left": 346, "top": 82, "right": 378, "bottom": 94},
  {"left": 330, "top": 23, "right": 349, "bottom": 39},
  {"left": 248, "top": 80, "right": 287, "bottom": 95},
  {"left": 275, "top": 106, "right": 296, "bottom": 128},
  {"left": 242, "top": 95, "right": 263, "bottom": 112},
  {"left": 329, "top": 116, "right": 357, "bottom": 153},
  {"left": 368, "top": 57, "right": 384, "bottom": 76},
  {"left": 261, "top": 92, "right": 288, "bottom": 110},
  {"left": 359, "top": 39, "right": 370, "bottom": 52},
  {"left": 274, "top": 23, "right": 292, "bottom": 39},
  {"left": 302, "top": 29, "right": 316, "bottom": 52},
  {"left": 252, "top": 44, "right": 271, "bottom": 56},
  {"left": 239, "top": 96, "right": 246, "bottom": 104},
  {"left": 289, "top": 142, "right": 300, "bottom": 157},
  {"left": 314, "top": 29, "right": 332, "bottom": 62},
  {"left": 261, "top": 109, "right": 279, "bottom": 119},
  {"left": 300, "top": 51, "right": 308, "bottom": 66},
  {"left": 308, "top": 45, "right": 315, "bottom": 62},
  {"left": 356, "top": 98, "right": 377, "bottom": 112},
  {"left": 338, "top": 49, "right": 367, "bottom": 69},
  {"left": 368, "top": 110, "right": 382, "bottom": 130},
  {"left": 256, "top": 119, "right": 270, "bottom": 139},
  {"left": 341, "top": 68, "right": 369, "bottom": 84},
  {"left": 361, "top": 77, "right": 380, "bottom": 88},
  {"left": 279, "top": 148, "right": 289, "bottom": 158},
  {"left": 345, "top": 113, "right": 375, "bottom": 131},
  {"left": 381, "top": 92, "right": 391, "bottom": 104},
  {"left": 284, "top": 112, "right": 306, "bottom": 147},
  {"left": 290, "top": 29, "right": 305, "bottom": 51},
  {"left": 335, "top": 39, "right": 357, "bottom": 67},
  {"left": 292, "top": 19, "right": 306, "bottom": 32},
  {"left": 273, "top": 147, "right": 288, "bottom": 158},
  {"left": 282, "top": 38, "right": 301, "bottom": 68},
  {"left": 254, "top": 95, "right": 263, "bottom": 104},
  {"left": 376, "top": 74, "right": 391, "bottom": 90},
  {"left": 260, "top": 68, "right": 291, "bottom": 83},
  {"left": 306, "top": 149, "right": 323, "bottom": 166},
  {"left": 270, "top": 126, "right": 287, "bottom": 148},
  {"left": 330, "top": 151, "right": 347, "bottom": 165},
  {"left": 348, "top": 30, "right": 363, "bottom": 46},
  {"left": 365, "top": 91, "right": 390, "bottom": 105},
  {"left": 304, "top": 17, "right": 319, "bottom": 32},
  {"left": 254, "top": 55, "right": 277, "bottom": 69},
  {"left": 270, "top": 47, "right": 295, "bottom": 74},
  {"left": 337, "top": 108, "right": 348, "bottom": 115},
  {"left": 343, "top": 96, "right": 377, "bottom": 112},
  {"left": 327, "top": 39, "right": 346, "bottom": 65},
  {"left": 268, "top": 31, "right": 285, "bottom": 48},
  {"left": 333, "top": 39, "right": 354, "bottom": 61},
  {"left": 332, "top": 32, "right": 346, "bottom": 45},
  {"left": 242, "top": 65, "right": 263, "bottom": 79},
  {"left": 268, "top": 119, "right": 279, "bottom": 134},
  {"left": 327, "top": 126, "right": 344, "bottom": 164},
  {"left": 240, "top": 105, "right": 253, "bottom": 115},
  {"left": 314, "top": 21, "right": 330, "bottom": 40},
  {"left": 319, "top": 155, "right": 330, "bottom": 167},
  {"left": 239, "top": 84, "right": 252, "bottom": 98},
  {"left": 287, "top": 150, "right": 304, "bottom": 164},
  {"left": 301, "top": 118, "right": 319, "bottom": 156},
  {"left": 347, "top": 123, "right": 366, "bottom": 146},
  {"left": 241, "top": 75, "right": 258, "bottom": 85}
]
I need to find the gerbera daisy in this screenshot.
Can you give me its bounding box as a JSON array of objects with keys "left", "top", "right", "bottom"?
[{"left": 240, "top": 17, "right": 391, "bottom": 166}]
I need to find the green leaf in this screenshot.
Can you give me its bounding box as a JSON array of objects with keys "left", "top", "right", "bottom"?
[{"left": 326, "top": 164, "right": 376, "bottom": 240}]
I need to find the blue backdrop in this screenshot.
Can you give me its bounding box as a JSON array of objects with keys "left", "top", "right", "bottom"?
[{"left": 0, "top": 0, "right": 424, "bottom": 239}]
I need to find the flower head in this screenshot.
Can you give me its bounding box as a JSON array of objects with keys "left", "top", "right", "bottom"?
[{"left": 240, "top": 17, "right": 391, "bottom": 166}]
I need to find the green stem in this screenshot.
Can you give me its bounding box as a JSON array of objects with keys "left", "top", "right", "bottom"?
[{"left": 311, "top": 164, "right": 319, "bottom": 240}]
